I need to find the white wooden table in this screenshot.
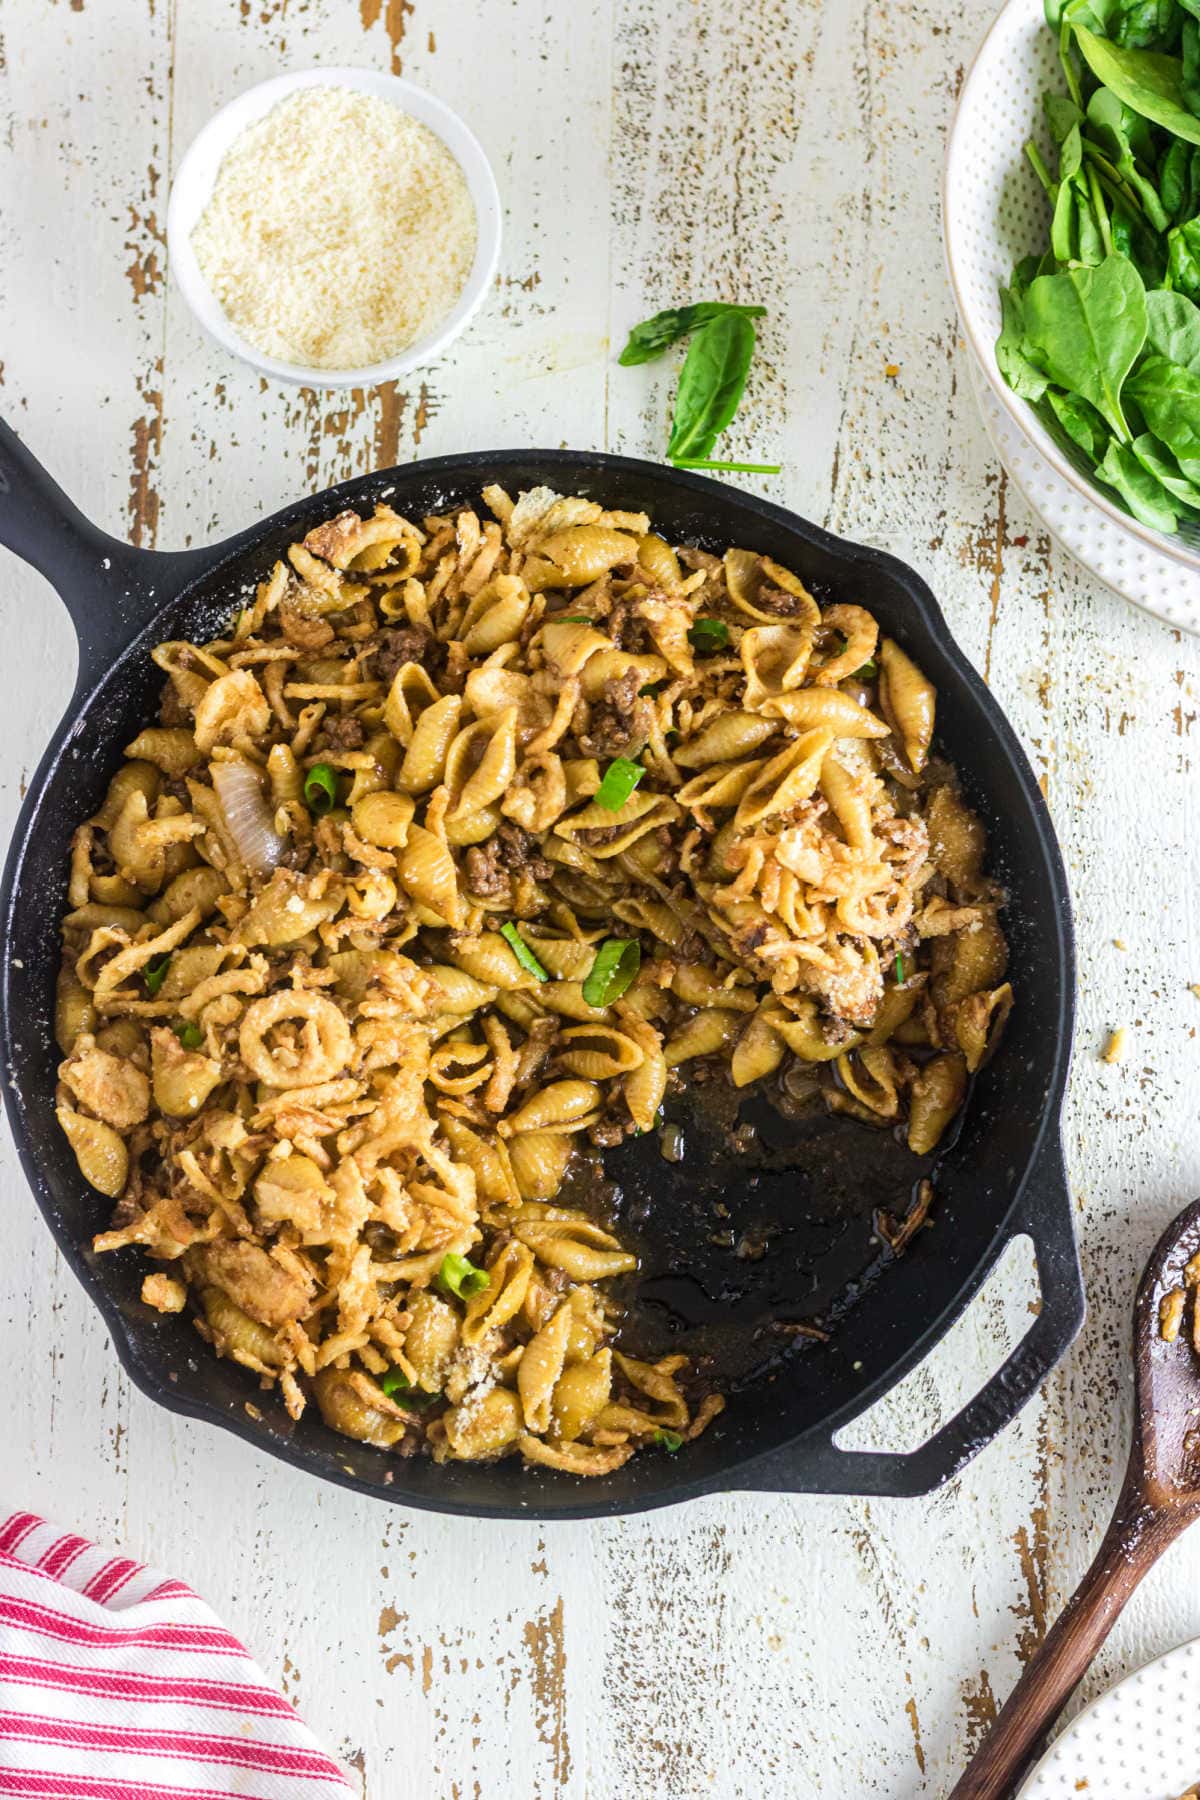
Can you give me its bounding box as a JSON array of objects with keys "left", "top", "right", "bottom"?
[{"left": 1, "top": 0, "right": 1198, "bottom": 1793}]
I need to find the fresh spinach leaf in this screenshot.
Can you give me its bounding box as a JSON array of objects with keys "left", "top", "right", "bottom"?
[
  {"left": 1159, "top": 135, "right": 1192, "bottom": 215},
  {"left": 1126, "top": 350, "right": 1200, "bottom": 475},
  {"left": 666, "top": 312, "right": 759, "bottom": 463},
  {"left": 1145, "top": 286, "right": 1200, "bottom": 368},
  {"left": 1085, "top": 87, "right": 1170, "bottom": 226},
  {"left": 1046, "top": 91, "right": 1085, "bottom": 143},
  {"left": 1167, "top": 214, "right": 1200, "bottom": 295},
  {"left": 1184, "top": 14, "right": 1200, "bottom": 115},
  {"left": 1022, "top": 253, "right": 1147, "bottom": 438},
  {"left": 1095, "top": 435, "right": 1181, "bottom": 526},
  {"left": 1131, "top": 428, "right": 1200, "bottom": 503},
  {"left": 618, "top": 302, "right": 766, "bottom": 366},
  {"left": 1072, "top": 26, "right": 1200, "bottom": 144},
  {"left": 997, "top": 284, "right": 1050, "bottom": 400},
  {"left": 1046, "top": 387, "right": 1111, "bottom": 458}
]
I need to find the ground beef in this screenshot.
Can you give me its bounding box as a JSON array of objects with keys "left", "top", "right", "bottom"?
[
  {"left": 678, "top": 547, "right": 721, "bottom": 575},
  {"left": 495, "top": 822, "right": 553, "bottom": 881},
  {"left": 464, "top": 842, "right": 509, "bottom": 898},
  {"left": 604, "top": 596, "right": 652, "bottom": 654},
  {"left": 754, "top": 585, "right": 804, "bottom": 617},
  {"left": 463, "top": 823, "right": 553, "bottom": 897},
  {"left": 362, "top": 624, "right": 438, "bottom": 684},
  {"left": 818, "top": 1012, "right": 858, "bottom": 1048},
  {"left": 278, "top": 603, "right": 335, "bottom": 652},
  {"left": 158, "top": 684, "right": 189, "bottom": 728},
  {"left": 588, "top": 1116, "right": 629, "bottom": 1150},
  {"left": 322, "top": 715, "right": 365, "bottom": 752},
  {"left": 577, "top": 671, "right": 653, "bottom": 759}
]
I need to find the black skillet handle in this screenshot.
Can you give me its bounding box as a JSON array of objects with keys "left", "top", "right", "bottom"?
[
  {"left": 727, "top": 1133, "right": 1084, "bottom": 1497},
  {"left": 0, "top": 416, "right": 210, "bottom": 684}
]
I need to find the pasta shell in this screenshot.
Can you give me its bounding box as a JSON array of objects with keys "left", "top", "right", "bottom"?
[
  {"left": 396, "top": 826, "right": 464, "bottom": 927},
  {"left": 733, "top": 729, "right": 834, "bottom": 831}
]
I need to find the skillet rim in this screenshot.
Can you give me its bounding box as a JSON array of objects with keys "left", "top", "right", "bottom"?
[{"left": 0, "top": 447, "right": 1077, "bottom": 1519}]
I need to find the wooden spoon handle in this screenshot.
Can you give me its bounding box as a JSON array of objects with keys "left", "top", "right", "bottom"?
[{"left": 951, "top": 1488, "right": 1187, "bottom": 1800}]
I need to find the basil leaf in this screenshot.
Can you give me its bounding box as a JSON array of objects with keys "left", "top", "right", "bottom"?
[
  {"left": 1072, "top": 25, "right": 1200, "bottom": 144},
  {"left": 666, "top": 313, "right": 759, "bottom": 464},
  {"left": 1022, "top": 254, "right": 1147, "bottom": 440},
  {"left": 594, "top": 756, "right": 644, "bottom": 811},
  {"left": 582, "top": 939, "right": 641, "bottom": 1008},
  {"left": 499, "top": 922, "right": 550, "bottom": 982},
  {"left": 618, "top": 302, "right": 765, "bottom": 366},
  {"left": 672, "top": 459, "right": 782, "bottom": 474}
]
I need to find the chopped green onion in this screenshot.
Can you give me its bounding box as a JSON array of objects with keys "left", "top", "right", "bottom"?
[
  {"left": 500, "top": 923, "right": 550, "bottom": 982},
  {"left": 557, "top": 615, "right": 593, "bottom": 624},
  {"left": 173, "top": 1021, "right": 203, "bottom": 1050},
  {"left": 594, "top": 756, "right": 644, "bottom": 811},
  {"left": 379, "top": 1368, "right": 440, "bottom": 1408},
  {"left": 143, "top": 955, "right": 170, "bottom": 995},
  {"left": 304, "top": 762, "right": 338, "bottom": 815},
  {"left": 437, "top": 1252, "right": 490, "bottom": 1301},
  {"left": 895, "top": 952, "right": 906, "bottom": 984},
  {"left": 854, "top": 658, "right": 879, "bottom": 680},
  {"left": 582, "top": 938, "right": 641, "bottom": 1008},
  {"left": 653, "top": 1429, "right": 684, "bottom": 1451},
  {"left": 688, "top": 617, "right": 731, "bottom": 654},
  {"left": 639, "top": 680, "right": 668, "bottom": 697}
]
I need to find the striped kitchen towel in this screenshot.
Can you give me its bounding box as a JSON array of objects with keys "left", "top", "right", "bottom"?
[{"left": 0, "top": 1512, "right": 354, "bottom": 1799}]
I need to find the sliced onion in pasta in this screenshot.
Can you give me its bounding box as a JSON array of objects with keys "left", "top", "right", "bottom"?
[{"left": 211, "top": 760, "right": 286, "bottom": 877}]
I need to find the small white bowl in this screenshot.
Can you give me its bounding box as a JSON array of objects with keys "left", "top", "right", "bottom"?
[
  {"left": 167, "top": 67, "right": 502, "bottom": 390},
  {"left": 944, "top": 0, "right": 1200, "bottom": 579}
]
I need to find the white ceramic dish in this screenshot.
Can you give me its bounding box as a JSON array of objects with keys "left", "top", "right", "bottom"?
[
  {"left": 167, "top": 68, "right": 502, "bottom": 390},
  {"left": 1016, "top": 1634, "right": 1200, "bottom": 1799},
  {"left": 944, "top": 0, "right": 1200, "bottom": 580},
  {"left": 966, "top": 347, "right": 1200, "bottom": 635}
]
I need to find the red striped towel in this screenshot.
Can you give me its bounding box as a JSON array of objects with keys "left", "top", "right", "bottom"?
[{"left": 0, "top": 1513, "right": 354, "bottom": 1798}]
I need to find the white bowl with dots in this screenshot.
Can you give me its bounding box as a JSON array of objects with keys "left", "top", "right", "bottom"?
[
  {"left": 1016, "top": 1634, "right": 1200, "bottom": 1799},
  {"left": 945, "top": 0, "right": 1200, "bottom": 631}
]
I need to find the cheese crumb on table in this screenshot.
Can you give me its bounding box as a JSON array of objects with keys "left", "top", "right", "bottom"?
[
  {"left": 191, "top": 86, "right": 478, "bottom": 370},
  {"left": 1102, "top": 1026, "right": 1128, "bottom": 1063}
]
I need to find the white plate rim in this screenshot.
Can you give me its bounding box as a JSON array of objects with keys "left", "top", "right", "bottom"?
[
  {"left": 965, "top": 351, "right": 1200, "bottom": 636},
  {"left": 1016, "top": 1632, "right": 1200, "bottom": 1799},
  {"left": 942, "top": 0, "right": 1200, "bottom": 580}
]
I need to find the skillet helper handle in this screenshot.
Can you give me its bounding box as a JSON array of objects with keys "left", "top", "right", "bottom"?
[
  {"left": 949, "top": 1485, "right": 1185, "bottom": 1798},
  {"left": 0, "top": 416, "right": 133, "bottom": 592},
  {"left": 0, "top": 415, "right": 210, "bottom": 681},
  {"left": 733, "top": 1134, "right": 1084, "bottom": 1497}
]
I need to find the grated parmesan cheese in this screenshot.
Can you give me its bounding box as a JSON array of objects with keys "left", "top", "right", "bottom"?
[{"left": 191, "top": 86, "right": 477, "bottom": 370}]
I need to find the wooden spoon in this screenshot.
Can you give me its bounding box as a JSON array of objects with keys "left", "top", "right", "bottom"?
[{"left": 952, "top": 1196, "right": 1200, "bottom": 1800}]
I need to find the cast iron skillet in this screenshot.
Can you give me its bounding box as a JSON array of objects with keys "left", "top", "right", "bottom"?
[{"left": 0, "top": 420, "right": 1082, "bottom": 1520}]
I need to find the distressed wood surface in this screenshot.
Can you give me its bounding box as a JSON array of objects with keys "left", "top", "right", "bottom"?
[{"left": 0, "top": 0, "right": 1198, "bottom": 1794}]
